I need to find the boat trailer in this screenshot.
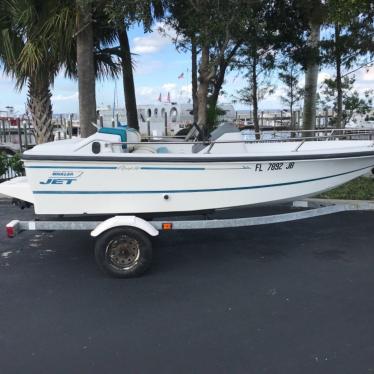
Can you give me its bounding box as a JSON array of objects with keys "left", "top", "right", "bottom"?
[{"left": 5, "top": 199, "right": 374, "bottom": 278}]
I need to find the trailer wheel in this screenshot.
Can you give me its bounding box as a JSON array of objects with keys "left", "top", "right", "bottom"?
[{"left": 94, "top": 227, "right": 152, "bottom": 278}]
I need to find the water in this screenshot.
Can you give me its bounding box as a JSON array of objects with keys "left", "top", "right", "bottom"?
[{"left": 240, "top": 129, "right": 293, "bottom": 141}]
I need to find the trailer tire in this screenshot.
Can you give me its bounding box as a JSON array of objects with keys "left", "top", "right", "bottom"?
[{"left": 94, "top": 227, "right": 152, "bottom": 278}]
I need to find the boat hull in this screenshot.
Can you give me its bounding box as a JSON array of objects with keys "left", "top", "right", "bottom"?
[{"left": 19, "top": 155, "right": 374, "bottom": 215}]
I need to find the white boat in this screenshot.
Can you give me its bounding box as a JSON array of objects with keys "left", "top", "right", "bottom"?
[{"left": 1, "top": 126, "right": 374, "bottom": 216}]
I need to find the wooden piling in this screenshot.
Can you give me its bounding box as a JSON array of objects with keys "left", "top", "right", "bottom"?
[
  {"left": 69, "top": 114, "right": 73, "bottom": 139},
  {"left": 17, "top": 118, "right": 23, "bottom": 152},
  {"left": 23, "top": 120, "right": 28, "bottom": 149},
  {"left": 147, "top": 119, "right": 151, "bottom": 137},
  {"left": 1, "top": 119, "right": 5, "bottom": 143},
  {"left": 164, "top": 112, "right": 168, "bottom": 136}
]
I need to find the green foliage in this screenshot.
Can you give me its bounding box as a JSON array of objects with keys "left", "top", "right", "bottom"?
[
  {"left": 0, "top": 0, "right": 68, "bottom": 88},
  {"left": 0, "top": 0, "right": 120, "bottom": 86},
  {"left": 319, "top": 177, "right": 374, "bottom": 200},
  {"left": 318, "top": 0, "right": 374, "bottom": 129},
  {"left": 105, "top": 0, "right": 164, "bottom": 33},
  {"left": 167, "top": 0, "right": 244, "bottom": 47},
  {"left": 8, "top": 152, "right": 24, "bottom": 176},
  {"left": 0, "top": 152, "right": 24, "bottom": 178},
  {"left": 235, "top": 84, "right": 275, "bottom": 108},
  {"left": 344, "top": 89, "right": 373, "bottom": 120},
  {"left": 206, "top": 105, "right": 226, "bottom": 132},
  {"left": 0, "top": 153, "right": 8, "bottom": 177},
  {"left": 320, "top": 76, "right": 373, "bottom": 125},
  {"left": 324, "top": 0, "right": 374, "bottom": 48},
  {"left": 278, "top": 58, "right": 303, "bottom": 113}
]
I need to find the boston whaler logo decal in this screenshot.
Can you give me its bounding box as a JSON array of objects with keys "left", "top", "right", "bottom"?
[{"left": 39, "top": 171, "right": 83, "bottom": 185}]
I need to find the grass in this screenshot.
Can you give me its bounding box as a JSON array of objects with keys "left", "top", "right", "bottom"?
[{"left": 318, "top": 176, "right": 374, "bottom": 200}]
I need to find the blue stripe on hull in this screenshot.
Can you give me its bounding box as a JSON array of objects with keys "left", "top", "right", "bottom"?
[
  {"left": 140, "top": 166, "right": 205, "bottom": 170},
  {"left": 27, "top": 165, "right": 205, "bottom": 171},
  {"left": 28, "top": 166, "right": 117, "bottom": 170}
]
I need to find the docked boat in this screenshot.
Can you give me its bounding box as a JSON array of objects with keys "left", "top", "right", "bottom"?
[{"left": 1, "top": 126, "right": 374, "bottom": 216}]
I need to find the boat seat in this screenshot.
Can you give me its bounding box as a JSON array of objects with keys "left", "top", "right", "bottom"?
[
  {"left": 98, "top": 127, "right": 127, "bottom": 151},
  {"left": 156, "top": 147, "right": 170, "bottom": 154},
  {"left": 132, "top": 145, "right": 156, "bottom": 154},
  {"left": 98, "top": 127, "right": 127, "bottom": 142}
]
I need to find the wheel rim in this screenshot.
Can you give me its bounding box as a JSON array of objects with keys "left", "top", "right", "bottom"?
[{"left": 105, "top": 235, "right": 140, "bottom": 270}]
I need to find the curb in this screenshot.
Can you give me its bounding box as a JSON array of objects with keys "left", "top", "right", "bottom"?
[
  {"left": 295, "top": 198, "right": 374, "bottom": 210},
  {"left": 308, "top": 197, "right": 374, "bottom": 205}
]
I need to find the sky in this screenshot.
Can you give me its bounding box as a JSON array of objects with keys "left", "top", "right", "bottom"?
[{"left": 1, "top": 22, "right": 374, "bottom": 116}]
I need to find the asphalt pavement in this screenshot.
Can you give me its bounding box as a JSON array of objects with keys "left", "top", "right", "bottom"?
[{"left": 0, "top": 201, "right": 374, "bottom": 374}]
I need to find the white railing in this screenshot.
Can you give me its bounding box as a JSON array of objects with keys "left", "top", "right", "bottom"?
[{"left": 72, "top": 128, "right": 374, "bottom": 154}]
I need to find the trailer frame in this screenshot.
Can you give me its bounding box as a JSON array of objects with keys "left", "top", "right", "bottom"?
[{"left": 5, "top": 199, "right": 374, "bottom": 277}]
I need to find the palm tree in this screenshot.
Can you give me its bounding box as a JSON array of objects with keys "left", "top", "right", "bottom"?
[
  {"left": 117, "top": 24, "right": 139, "bottom": 130},
  {"left": 0, "top": 0, "right": 67, "bottom": 143},
  {"left": 76, "top": 0, "right": 97, "bottom": 137},
  {"left": 0, "top": 0, "right": 119, "bottom": 143},
  {"left": 45, "top": 0, "right": 119, "bottom": 137},
  {"left": 103, "top": 0, "right": 165, "bottom": 131}
]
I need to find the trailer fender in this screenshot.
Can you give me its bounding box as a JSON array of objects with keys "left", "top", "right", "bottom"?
[{"left": 90, "top": 216, "right": 159, "bottom": 238}]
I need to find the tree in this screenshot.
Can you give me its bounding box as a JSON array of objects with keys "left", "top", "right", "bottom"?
[
  {"left": 167, "top": 0, "right": 247, "bottom": 133},
  {"left": 117, "top": 24, "right": 139, "bottom": 130},
  {"left": 191, "top": 36, "right": 198, "bottom": 123},
  {"left": 320, "top": 75, "right": 373, "bottom": 126},
  {"left": 41, "top": 1, "right": 119, "bottom": 139},
  {"left": 320, "top": 0, "right": 374, "bottom": 128},
  {"left": 344, "top": 90, "right": 373, "bottom": 124},
  {"left": 234, "top": 0, "right": 280, "bottom": 138},
  {"left": 0, "top": 153, "right": 7, "bottom": 177},
  {"left": 235, "top": 77, "right": 275, "bottom": 130},
  {"left": 0, "top": 0, "right": 119, "bottom": 143},
  {"left": 278, "top": 58, "right": 303, "bottom": 129},
  {"left": 207, "top": 40, "right": 242, "bottom": 117},
  {"left": 299, "top": 0, "right": 324, "bottom": 132},
  {"left": 53, "top": 1, "right": 120, "bottom": 138},
  {"left": 76, "top": 0, "right": 97, "bottom": 137},
  {"left": 302, "top": 24, "right": 320, "bottom": 132},
  {"left": 0, "top": 0, "right": 70, "bottom": 143},
  {"left": 171, "top": 33, "right": 199, "bottom": 123},
  {"left": 104, "top": 0, "right": 165, "bottom": 130},
  {"left": 295, "top": 0, "right": 374, "bottom": 131},
  {"left": 226, "top": 0, "right": 309, "bottom": 137}
]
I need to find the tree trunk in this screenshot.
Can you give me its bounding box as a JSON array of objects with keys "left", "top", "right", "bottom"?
[
  {"left": 290, "top": 74, "right": 295, "bottom": 133},
  {"left": 335, "top": 23, "right": 343, "bottom": 129},
  {"left": 209, "top": 61, "right": 227, "bottom": 112},
  {"left": 290, "top": 102, "right": 294, "bottom": 127},
  {"left": 251, "top": 57, "right": 260, "bottom": 140},
  {"left": 289, "top": 68, "right": 294, "bottom": 128},
  {"left": 27, "top": 74, "right": 53, "bottom": 144},
  {"left": 197, "top": 44, "right": 211, "bottom": 135},
  {"left": 77, "top": 2, "right": 96, "bottom": 138},
  {"left": 191, "top": 36, "right": 198, "bottom": 124},
  {"left": 209, "top": 43, "right": 241, "bottom": 117},
  {"left": 118, "top": 24, "right": 139, "bottom": 130},
  {"left": 302, "top": 22, "right": 320, "bottom": 132}
]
